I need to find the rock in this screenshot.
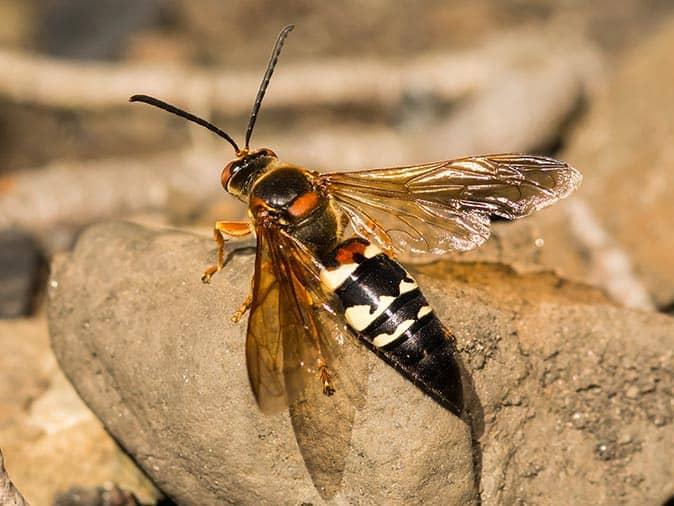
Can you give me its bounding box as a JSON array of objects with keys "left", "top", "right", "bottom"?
[
  {"left": 48, "top": 221, "right": 674, "bottom": 505},
  {"left": 561, "top": 15, "right": 674, "bottom": 311},
  {"left": 0, "top": 449, "right": 27, "bottom": 506},
  {"left": 53, "top": 483, "right": 140, "bottom": 506},
  {"left": 0, "top": 230, "right": 45, "bottom": 318},
  {"left": 415, "top": 261, "right": 673, "bottom": 504},
  {"left": 0, "top": 316, "right": 161, "bottom": 505}
]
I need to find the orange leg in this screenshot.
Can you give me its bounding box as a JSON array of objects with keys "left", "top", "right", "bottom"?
[
  {"left": 317, "top": 357, "right": 335, "bottom": 396},
  {"left": 201, "top": 221, "right": 253, "bottom": 283},
  {"left": 231, "top": 292, "right": 253, "bottom": 323}
]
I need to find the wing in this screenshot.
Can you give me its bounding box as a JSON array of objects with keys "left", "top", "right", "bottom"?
[
  {"left": 318, "top": 154, "right": 582, "bottom": 262},
  {"left": 246, "top": 222, "right": 368, "bottom": 498},
  {"left": 245, "top": 224, "right": 285, "bottom": 413}
]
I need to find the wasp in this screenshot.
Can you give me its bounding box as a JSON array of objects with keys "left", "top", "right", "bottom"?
[{"left": 131, "top": 25, "right": 581, "bottom": 498}]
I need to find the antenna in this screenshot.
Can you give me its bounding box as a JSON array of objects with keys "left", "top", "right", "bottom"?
[
  {"left": 244, "top": 24, "right": 295, "bottom": 150},
  {"left": 129, "top": 94, "right": 240, "bottom": 153}
]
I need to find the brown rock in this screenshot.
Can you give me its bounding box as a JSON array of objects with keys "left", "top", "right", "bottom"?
[
  {"left": 419, "top": 261, "right": 673, "bottom": 504},
  {"left": 0, "top": 316, "right": 160, "bottom": 505},
  {"left": 48, "top": 222, "right": 674, "bottom": 505},
  {"left": 0, "top": 449, "right": 27, "bottom": 506}
]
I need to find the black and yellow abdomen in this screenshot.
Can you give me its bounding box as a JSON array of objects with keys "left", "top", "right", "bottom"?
[{"left": 320, "top": 238, "right": 463, "bottom": 415}]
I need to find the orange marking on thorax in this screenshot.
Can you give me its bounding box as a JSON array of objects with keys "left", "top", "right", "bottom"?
[
  {"left": 288, "top": 191, "right": 320, "bottom": 218},
  {"left": 334, "top": 241, "right": 367, "bottom": 265}
]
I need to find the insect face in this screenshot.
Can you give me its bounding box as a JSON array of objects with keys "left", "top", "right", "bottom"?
[{"left": 221, "top": 148, "right": 278, "bottom": 200}]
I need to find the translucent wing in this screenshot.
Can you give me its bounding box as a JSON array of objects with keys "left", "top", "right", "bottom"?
[
  {"left": 272, "top": 228, "right": 367, "bottom": 408},
  {"left": 245, "top": 225, "right": 285, "bottom": 413},
  {"left": 246, "top": 222, "right": 368, "bottom": 498},
  {"left": 319, "top": 154, "right": 581, "bottom": 262}
]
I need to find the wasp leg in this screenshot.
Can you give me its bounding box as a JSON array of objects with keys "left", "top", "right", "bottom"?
[
  {"left": 201, "top": 221, "right": 253, "bottom": 283},
  {"left": 231, "top": 292, "right": 253, "bottom": 323},
  {"left": 317, "top": 357, "right": 336, "bottom": 396}
]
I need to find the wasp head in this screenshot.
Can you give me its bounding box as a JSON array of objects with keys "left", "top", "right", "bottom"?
[
  {"left": 130, "top": 25, "right": 295, "bottom": 203},
  {"left": 221, "top": 148, "right": 278, "bottom": 200}
]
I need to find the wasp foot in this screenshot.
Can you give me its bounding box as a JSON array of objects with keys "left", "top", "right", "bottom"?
[
  {"left": 231, "top": 294, "right": 253, "bottom": 323},
  {"left": 319, "top": 365, "right": 336, "bottom": 396}
]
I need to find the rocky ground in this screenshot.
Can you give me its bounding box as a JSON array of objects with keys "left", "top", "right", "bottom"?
[{"left": 1, "top": 2, "right": 674, "bottom": 505}]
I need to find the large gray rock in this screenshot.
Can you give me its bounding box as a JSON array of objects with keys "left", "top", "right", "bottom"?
[
  {"left": 48, "top": 222, "right": 674, "bottom": 505},
  {"left": 48, "top": 221, "right": 476, "bottom": 505}
]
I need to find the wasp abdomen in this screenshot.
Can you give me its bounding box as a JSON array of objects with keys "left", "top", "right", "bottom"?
[{"left": 321, "top": 238, "right": 463, "bottom": 415}]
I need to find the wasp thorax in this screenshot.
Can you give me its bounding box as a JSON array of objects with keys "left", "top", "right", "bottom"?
[
  {"left": 247, "top": 166, "right": 324, "bottom": 224},
  {"left": 221, "top": 148, "right": 277, "bottom": 200}
]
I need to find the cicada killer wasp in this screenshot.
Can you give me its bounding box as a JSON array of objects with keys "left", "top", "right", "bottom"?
[{"left": 131, "top": 24, "right": 581, "bottom": 498}]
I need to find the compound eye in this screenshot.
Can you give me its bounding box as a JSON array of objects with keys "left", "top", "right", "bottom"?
[
  {"left": 259, "top": 148, "right": 277, "bottom": 158},
  {"left": 221, "top": 160, "right": 236, "bottom": 190}
]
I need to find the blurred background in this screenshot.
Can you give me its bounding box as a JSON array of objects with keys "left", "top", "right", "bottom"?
[{"left": 1, "top": 1, "right": 674, "bottom": 504}]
